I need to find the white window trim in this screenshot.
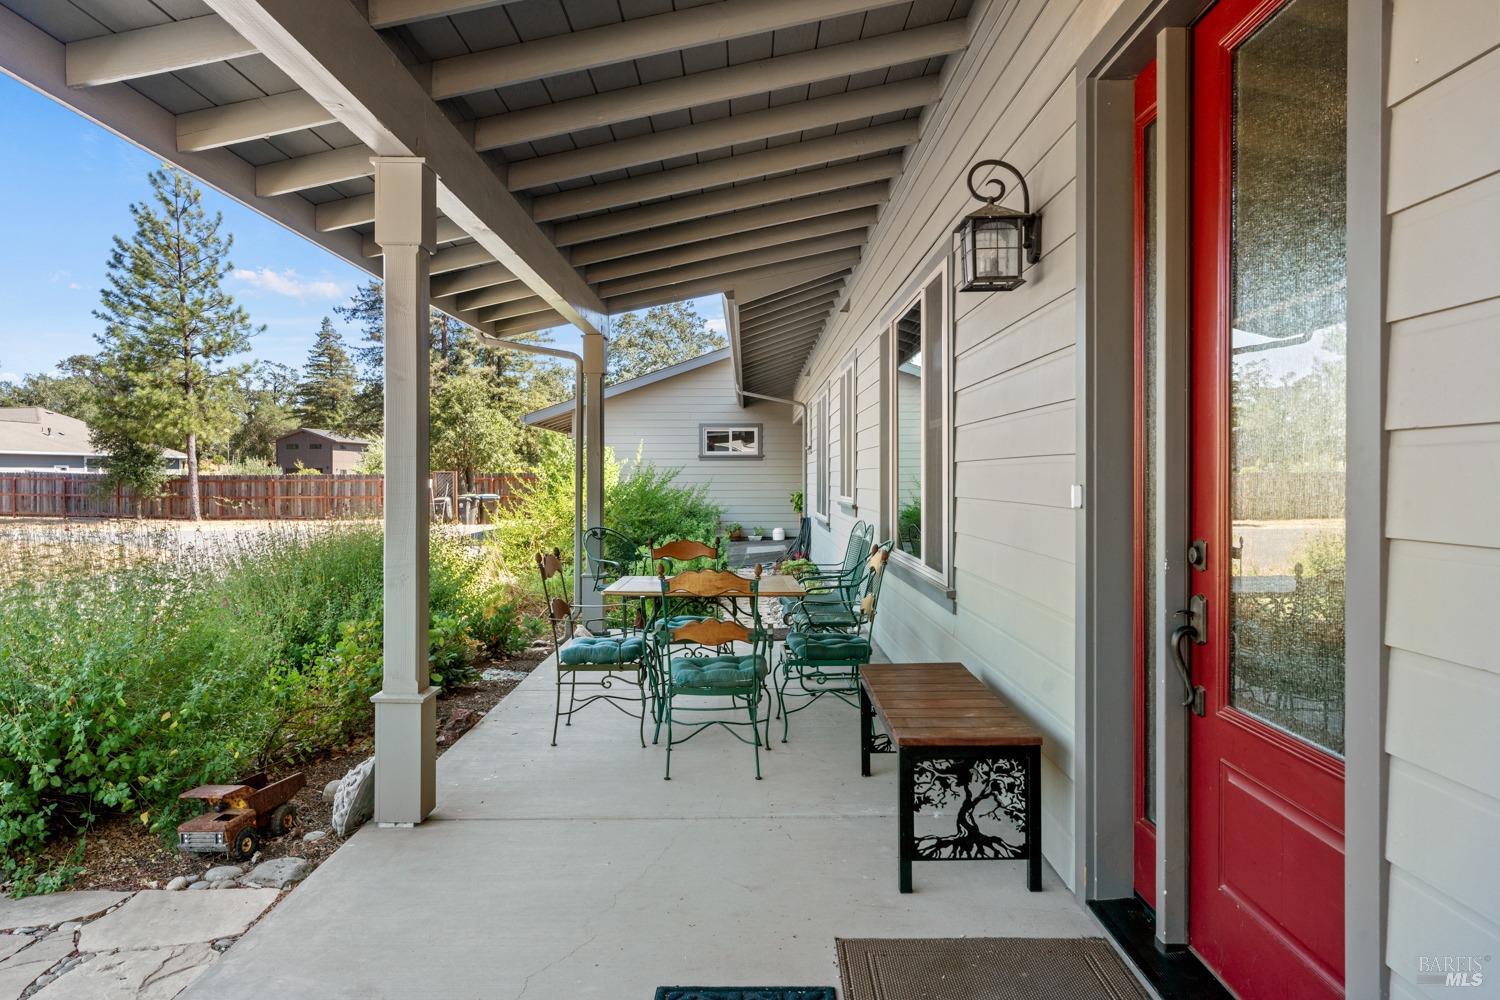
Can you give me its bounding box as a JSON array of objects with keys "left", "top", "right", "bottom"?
[
  {"left": 836, "top": 355, "right": 857, "bottom": 506},
  {"left": 883, "top": 259, "right": 954, "bottom": 592},
  {"left": 814, "top": 388, "right": 831, "bottom": 523},
  {"left": 699, "top": 422, "right": 763, "bottom": 460}
]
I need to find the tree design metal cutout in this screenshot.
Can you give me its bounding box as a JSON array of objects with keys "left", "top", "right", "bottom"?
[{"left": 911, "top": 757, "right": 1027, "bottom": 860}]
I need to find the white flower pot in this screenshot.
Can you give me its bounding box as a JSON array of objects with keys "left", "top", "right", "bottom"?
[{"left": 772, "top": 527, "right": 786, "bottom": 541}]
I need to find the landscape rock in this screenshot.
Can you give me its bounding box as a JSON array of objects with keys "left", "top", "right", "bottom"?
[
  {"left": 481, "top": 667, "right": 528, "bottom": 682},
  {"left": 186, "top": 882, "right": 209, "bottom": 891},
  {"left": 30, "top": 943, "right": 216, "bottom": 1000},
  {"left": 0, "top": 931, "right": 73, "bottom": 1000},
  {"left": 203, "top": 866, "right": 242, "bottom": 883},
  {"left": 0, "top": 935, "right": 32, "bottom": 964},
  {"left": 436, "top": 708, "right": 480, "bottom": 746},
  {"left": 164, "top": 877, "right": 189, "bottom": 892},
  {"left": 208, "top": 880, "right": 234, "bottom": 890},
  {"left": 210, "top": 939, "right": 234, "bottom": 953},
  {"left": 240, "top": 857, "right": 309, "bottom": 890},
  {"left": 302, "top": 830, "right": 328, "bottom": 844},
  {"left": 0, "top": 892, "right": 131, "bottom": 933},
  {"left": 321, "top": 780, "right": 340, "bottom": 804},
  {"left": 76, "top": 890, "right": 278, "bottom": 952},
  {"left": 330, "top": 757, "right": 375, "bottom": 837}
]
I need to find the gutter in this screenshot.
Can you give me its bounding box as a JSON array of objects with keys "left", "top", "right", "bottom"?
[{"left": 478, "top": 335, "right": 585, "bottom": 610}]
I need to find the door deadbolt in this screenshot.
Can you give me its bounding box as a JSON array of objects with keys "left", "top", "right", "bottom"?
[{"left": 1187, "top": 539, "right": 1208, "bottom": 572}]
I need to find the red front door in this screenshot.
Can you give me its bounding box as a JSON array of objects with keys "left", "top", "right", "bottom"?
[{"left": 1187, "top": 0, "right": 1348, "bottom": 996}]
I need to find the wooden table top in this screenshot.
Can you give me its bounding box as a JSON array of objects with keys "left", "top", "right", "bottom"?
[
  {"left": 861, "top": 662, "right": 1044, "bottom": 748},
  {"left": 602, "top": 573, "right": 808, "bottom": 598}
]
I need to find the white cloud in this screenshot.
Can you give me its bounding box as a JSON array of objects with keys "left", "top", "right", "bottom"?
[
  {"left": 231, "top": 267, "right": 344, "bottom": 301},
  {"left": 0, "top": 373, "right": 20, "bottom": 385},
  {"left": 705, "top": 318, "right": 726, "bottom": 335}
]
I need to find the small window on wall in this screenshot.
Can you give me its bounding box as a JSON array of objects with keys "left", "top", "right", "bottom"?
[
  {"left": 309, "top": 443, "right": 324, "bottom": 450},
  {"left": 837, "top": 358, "right": 856, "bottom": 504},
  {"left": 285, "top": 443, "right": 300, "bottom": 450},
  {"left": 815, "top": 391, "right": 830, "bottom": 521},
  {"left": 700, "top": 424, "right": 762, "bottom": 459},
  {"left": 887, "top": 263, "right": 952, "bottom": 582}
]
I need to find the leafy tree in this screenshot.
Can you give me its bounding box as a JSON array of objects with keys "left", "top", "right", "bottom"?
[
  {"left": 0, "top": 355, "right": 107, "bottom": 423},
  {"left": 605, "top": 300, "right": 726, "bottom": 384},
  {"left": 295, "top": 317, "right": 357, "bottom": 432},
  {"left": 92, "top": 167, "right": 255, "bottom": 520},
  {"left": 429, "top": 369, "right": 512, "bottom": 490},
  {"left": 228, "top": 361, "right": 298, "bottom": 464}
]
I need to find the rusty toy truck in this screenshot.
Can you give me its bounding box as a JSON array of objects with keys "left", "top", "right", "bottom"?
[{"left": 176, "top": 771, "right": 306, "bottom": 860}]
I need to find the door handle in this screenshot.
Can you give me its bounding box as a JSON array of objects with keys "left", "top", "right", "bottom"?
[{"left": 1171, "top": 594, "right": 1208, "bottom": 717}]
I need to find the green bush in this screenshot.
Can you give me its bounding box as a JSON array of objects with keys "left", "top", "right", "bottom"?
[{"left": 0, "top": 523, "right": 536, "bottom": 872}]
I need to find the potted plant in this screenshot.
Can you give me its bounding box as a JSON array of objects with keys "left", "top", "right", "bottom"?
[
  {"left": 725, "top": 522, "right": 745, "bottom": 541},
  {"left": 789, "top": 489, "right": 804, "bottom": 516},
  {"left": 749, "top": 526, "right": 765, "bottom": 542}
]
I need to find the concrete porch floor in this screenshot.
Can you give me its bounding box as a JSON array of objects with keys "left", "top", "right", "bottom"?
[{"left": 180, "top": 657, "right": 1105, "bottom": 999}]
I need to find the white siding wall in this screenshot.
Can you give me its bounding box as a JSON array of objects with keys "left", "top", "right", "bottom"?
[
  {"left": 1383, "top": 5, "right": 1500, "bottom": 995},
  {"left": 794, "top": 0, "right": 1125, "bottom": 889},
  {"left": 603, "top": 358, "right": 802, "bottom": 535}
]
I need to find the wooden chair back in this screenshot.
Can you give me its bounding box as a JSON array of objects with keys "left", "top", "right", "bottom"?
[
  {"left": 651, "top": 538, "right": 719, "bottom": 563},
  {"left": 659, "top": 566, "right": 757, "bottom": 598},
  {"left": 534, "top": 548, "right": 577, "bottom": 650},
  {"left": 668, "top": 618, "right": 752, "bottom": 646}
]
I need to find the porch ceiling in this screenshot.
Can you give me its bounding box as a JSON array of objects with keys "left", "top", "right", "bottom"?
[{"left": 2, "top": 0, "right": 971, "bottom": 371}]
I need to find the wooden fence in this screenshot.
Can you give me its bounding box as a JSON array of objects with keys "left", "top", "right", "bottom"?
[{"left": 0, "top": 471, "right": 535, "bottom": 521}]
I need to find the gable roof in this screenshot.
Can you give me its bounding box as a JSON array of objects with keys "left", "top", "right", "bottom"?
[
  {"left": 279, "top": 428, "right": 371, "bottom": 446},
  {"left": 0, "top": 407, "right": 187, "bottom": 460},
  {"left": 523, "top": 349, "right": 731, "bottom": 433}
]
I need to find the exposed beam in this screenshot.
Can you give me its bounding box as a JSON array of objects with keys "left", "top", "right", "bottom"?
[
  {"left": 554, "top": 158, "right": 897, "bottom": 247},
  {"left": 746, "top": 353, "right": 819, "bottom": 383},
  {"left": 743, "top": 313, "right": 831, "bottom": 345},
  {"left": 429, "top": 242, "right": 495, "bottom": 275},
  {"left": 744, "top": 320, "right": 827, "bottom": 349},
  {"left": 317, "top": 193, "right": 374, "bottom": 231},
  {"left": 456, "top": 281, "right": 532, "bottom": 312},
  {"left": 477, "top": 296, "right": 553, "bottom": 325},
  {"left": 492, "top": 310, "right": 564, "bottom": 338},
  {"left": 362, "top": 218, "right": 468, "bottom": 256},
  {"left": 176, "top": 89, "right": 334, "bottom": 152},
  {"left": 602, "top": 250, "right": 859, "bottom": 313},
  {"left": 569, "top": 183, "right": 888, "bottom": 266},
  {"left": 508, "top": 77, "right": 940, "bottom": 190},
  {"left": 741, "top": 284, "right": 842, "bottom": 320},
  {"left": 367, "top": 0, "right": 518, "bottom": 29},
  {"left": 532, "top": 122, "right": 917, "bottom": 221},
  {"left": 598, "top": 232, "right": 867, "bottom": 299},
  {"left": 256, "top": 144, "right": 372, "bottom": 197},
  {"left": 746, "top": 344, "right": 821, "bottom": 372},
  {"left": 473, "top": 22, "right": 965, "bottom": 151},
  {"left": 742, "top": 272, "right": 851, "bottom": 310},
  {"left": 208, "top": 0, "right": 604, "bottom": 336},
  {"left": 740, "top": 299, "right": 840, "bottom": 336},
  {"left": 584, "top": 209, "right": 877, "bottom": 283},
  {"left": 429, "top": 0, "right": 909, "bottom": 100},
  {"left": 65, "top": 15, "right": 255, "bottom": 87},
  {"left": 429, "top": 262, "right": 515, "bottom": 298}
]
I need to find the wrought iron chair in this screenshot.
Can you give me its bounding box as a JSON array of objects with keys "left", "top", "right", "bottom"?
[
  {"left": 776, "top": 542, "right": 892, "bottom": 742},
  {"left": 583, "top": 526, "right": 647, "bottom": 590},
  {"left": 645, "top": 537, "right": 725, "bottom": 627},
  {"left": 780, "top": 520, "right": 873, "bottom": 623},
  {"left": 652, "top": 566, "right": 773, "bottom": 779},
  {"left": 535, "top": 548, "right": 649, "bottom": 748}
]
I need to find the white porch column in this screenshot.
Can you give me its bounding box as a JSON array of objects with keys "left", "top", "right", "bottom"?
[
  {"left": 581, "top": 332, "right": 606, "bottom": 615},
  {"left": 371, "top": 156, "right": 438, "bottom": 826}
]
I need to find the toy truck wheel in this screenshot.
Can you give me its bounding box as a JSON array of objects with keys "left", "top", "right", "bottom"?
[
  {"left": 232, "top": 828, "right": 258, "bottom": 861},
  {"left": 268, "top": 803, "right": 298, "bottom": 838}
]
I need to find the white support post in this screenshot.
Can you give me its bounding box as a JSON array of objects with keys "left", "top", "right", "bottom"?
[
  {"left": 581, "top": 332, "right": 607, "bottom": 620},
  {"left": 371, "top": 156, "right": 438, "bottom": 826}
]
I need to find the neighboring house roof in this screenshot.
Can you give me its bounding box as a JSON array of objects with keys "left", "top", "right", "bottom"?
[
  {"left": 0, "top": 407, "right": 187, "bottom": 460},
  {"left": 523, "top": 349, "right": 731, "bottom": 433},
  {"left": 278, "top": 428, "right": 371, "bottom": 447}
]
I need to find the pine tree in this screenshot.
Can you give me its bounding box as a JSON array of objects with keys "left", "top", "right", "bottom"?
[
  {"left": 93, "top": 167, "right": 255, "bottom": 520},
  {"left": 295, "top": 317, "right": 357, "bottom": 432},
  {"left": 606, "top": 301, "right": 727, "bottom": 384}
]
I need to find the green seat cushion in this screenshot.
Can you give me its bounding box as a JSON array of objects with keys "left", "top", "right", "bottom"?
[
  {"left": 560, "top": 635, "right": 646, "bottom": 666},
  {"left": 670, "top": 654, "right": 768, "bottom": 689},
  {"left": 779, "top": 591, "right": 846, "bottom": 614},
  {"left": 787, "top": 605, "right": 860, "bottom": 629},
  {"left": 662, "top": 614, "right": 710, "bottom": 630},
  {"left": 786, "top": 631, "right": 872, "bottom": 662}
]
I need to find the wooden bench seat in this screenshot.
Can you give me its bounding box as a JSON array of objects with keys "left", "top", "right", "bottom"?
[{"left": 859, "top": 662, "right": 1044, "bottom": 893}]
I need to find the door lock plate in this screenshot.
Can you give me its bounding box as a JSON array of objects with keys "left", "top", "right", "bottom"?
[
  {"left": 1187, "top": 593, "right": 1208, "bottom": 644},
  {"left": 1187, "top": 538, "right": 1208, "bottom": 572}
]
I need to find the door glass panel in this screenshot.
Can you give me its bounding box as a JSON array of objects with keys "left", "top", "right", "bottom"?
[
  {"left": 1141, "top": 118, "right": 1159, "bottom": 822},
  {"left": 894, "top": 302, "right": 922, "bottom": 559},
  {"left": 1228, "top": 0, "right": 1347, "bottom": 755}
]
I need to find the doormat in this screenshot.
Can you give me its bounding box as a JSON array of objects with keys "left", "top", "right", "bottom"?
[
  {"left": 654, "top": 991, "right": 836, "bottom": 1000},
  {"left": 836, "top": 938, "right": 1149, "bottom": 1000}
]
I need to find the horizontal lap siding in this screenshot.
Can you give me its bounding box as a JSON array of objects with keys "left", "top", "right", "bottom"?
[
  {"left": 603, "top": 359, "right": 801, "bottom": 534},
  {"left": 1384, "top": 3, "right": 1500, "bottom": 986},
  {"left": 791, "top": 0, "right": 1125, "bottom": 890}
]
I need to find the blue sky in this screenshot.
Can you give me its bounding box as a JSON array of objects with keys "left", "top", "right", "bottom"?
[{"left": 0, "top": 74, "right": 724, "bottom": 384}]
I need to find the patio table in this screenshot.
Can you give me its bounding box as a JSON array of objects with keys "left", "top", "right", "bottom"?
[{"left": 602, "top": 573, "right": 807, "bottom": 598}]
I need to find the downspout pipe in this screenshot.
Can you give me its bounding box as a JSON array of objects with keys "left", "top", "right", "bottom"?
[{"left": 481, "top": 336, "right": 585, "bottom": 610}]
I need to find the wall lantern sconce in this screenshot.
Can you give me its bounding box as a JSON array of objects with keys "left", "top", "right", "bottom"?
[{"left": 953, "top": 159, "right": 1041, "bottom": 292}]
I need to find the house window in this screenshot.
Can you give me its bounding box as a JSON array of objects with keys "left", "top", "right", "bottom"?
[
  {"left": 285, "top": 443, "right": 300, "bottom": 450},
  {"left": 837, "top": 357, "right": 856, "bottom": 504},
  {"left": 309, "top": 442, "right": 324, "bottom": 450},
  {"left": 887, "top": 263, "right": 951, "bottom": 581},
  {"left": 814, "top": 389, "right": 830, "bottom": 521},
  {"left": 700, "top": 424, "right": 762, "bottom": 459}
]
